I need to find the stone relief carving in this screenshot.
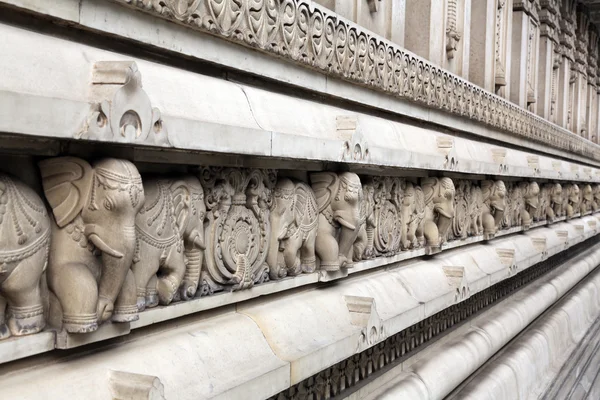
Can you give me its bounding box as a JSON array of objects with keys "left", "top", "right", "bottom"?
[
  {"left": 0, "top": 155, "right": 598, "bottom": 342},
  {"left": 565, "top": 183, "right": 581, "bottom": 218},
  {"left": 113, "top": 0, "right": 600, "bottom": 162},
  {"left": 400, "top": 181, "right": 425, "bottom": 251},
  {"left": 421, "top": 177, "right": 455, "bottom": 254},
  {"left": 84, "top": 62, "right": 169, "bottom": 146},
  {"left": 132, "top": 176, "right": 205, "bottom": 310},
  {"left": 446, "top": 0, "right": 461, "bottom": 60},
  {"left": 311, "top": 172, "right": 362, "bottom": 271},
  {"left": 267, "top": 178, "right": 318, "bottom": 279},
  {"left": 481, "top": 180, "right": 506, "bottom": 240},
  {"left": 40, "top": 157, "right": 144, "bottom": 333},
  {"left": 0, "top": 175, "right": 50, "bottom": 339},
  {"left": 200, "top": 167, "right": 276, "bottom": 293}
]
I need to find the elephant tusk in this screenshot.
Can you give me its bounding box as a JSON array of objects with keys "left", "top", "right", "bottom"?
[
  {"left": 88, "top": 233, "right": 124, "bottom": 259},
  {"left": 335, "top": 217, "right": 356, "bottom": 231}
]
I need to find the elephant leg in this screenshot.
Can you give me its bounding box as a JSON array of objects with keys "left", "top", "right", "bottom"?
[
  {"left": 353, "top": 227, "right": 367, "bottom": 261},
  {"left": 414, "top": 221, "right": 425, "bottom": 248},
  {"left": 0, "top": 295, "right": 8, "bottom": 340},
  {"left": 315, "top": 231, "right": 340, "bottom": 272},
  {"left": 300, "top": 230, "right": 317, "bottom": 274},
  {"left": 283, "top": 235, "right": 303, "bottom": 276},
  {"left": 112, "top": 269, "right": 139, "bottom": 323},
  {"left": 48, "top": 262, "right": 98, "bottom": 333},
  {"left": 156, "top": 245, "right": 186, "bottom": 306},
  {"left": 131, "top": 249, "right": 160, "bottom": 311},
  {"left": 422, "top": 220, "right": 440, "bottom": 249},
  {"left": 1, "top": 254, "right": 46, "bottom": 336},
  {"left": 146, "top": 275, "right": 158, "bottom": 308}
]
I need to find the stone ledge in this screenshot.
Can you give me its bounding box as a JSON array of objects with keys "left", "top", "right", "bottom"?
[
  {"left": 356, "top": 245, "right": 600, "bottom": 400},
  {"left": 1, "top": 220, "right": 599, "bottom": 400},
  {"left": 2, "top": 0, "right": 598, "bottom": 164},
  {"left": 1, "top": 14, "right": 600, "bottom": 176},
  {"left": 1, "top": 21, "right": 600, "bottom": 180},
  {"left": 0, "top": 214, "right": 595, "bottom": 365}
]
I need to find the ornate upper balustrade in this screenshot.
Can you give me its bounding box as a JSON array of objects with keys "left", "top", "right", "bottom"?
[{"left": 109, "top": 0, "right": 600, "bottom": 161}]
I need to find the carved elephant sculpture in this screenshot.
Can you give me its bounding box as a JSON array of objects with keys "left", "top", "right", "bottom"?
[
  {"left": 566, "top": 184, "right": 581, "bottom": 219},
  {"left": 581, "top": 184, "right": 593, "bottom": 214},
  {"left": 400, "top": 181, "right": 425, "bottom": 250},
  {"left": 267, "top": 178, "right": 318, "bottom": 279},
  {"left": 481, "top": 180, "right": 506, "bottom": 240},
  {"left": 40, "top": 157, "right": 145, "bottom": 333},
  {"left": 353, "top": 182, "right": 376, "bottom": 261},
  {"left": 132, "top": 176, "right": 206, "bottom": 311},
  {"left": 421, "top": 177, "right": 455, "bottom": 253},
  {"left": 0, "top": 175, "right": 50, "bottom": 339},
  {"left": 519, "top": 181, "right": 539, "bottom": 229},
  {"left": 593, "top": 184, "right": 600, "bottom": 212},
  {"left": 311, "top": 172, "right": 361, "bottom": 271},
  {"left": 468, "top": 184, "right": 483, "bottom": 237},
  {"left": 546, "top": 183, "right": 564, "bottom": 220}
]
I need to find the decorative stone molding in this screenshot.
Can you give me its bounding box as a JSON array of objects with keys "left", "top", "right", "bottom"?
[
  {"left": 0, "top": 154, "right": 599, "bottom": 346},
  {"left": 109, "top": 0, "right": 600, "bottom": 162},
  {"left": 108, "top": 370, "right": 166, "bottom": 400},
  {"left": 344, "top": 295, "right": 385, "bottom": 352},
  {"left": 84, "top": 61, "right": 170, "bottom": 145}
]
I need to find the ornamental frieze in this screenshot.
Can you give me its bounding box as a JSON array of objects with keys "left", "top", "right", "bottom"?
[
  {"left": 1, "top": 155, "right": 598, "bottom": 344},
  {"left": 109, "top": 0, "right": 600, "bottom": 162}
]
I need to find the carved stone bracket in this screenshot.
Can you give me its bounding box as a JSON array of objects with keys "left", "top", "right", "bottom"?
[
  {"left": 344, "top": 295, "right": 385, "bottom": 353},
  {"left": 81, "top": 61, "right": 170, "bottom": 146}
]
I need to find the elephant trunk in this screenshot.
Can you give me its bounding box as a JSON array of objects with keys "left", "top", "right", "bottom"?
[
  {"left": 267, "top": 217, "right": 286, "bottom": 280},
  {"left": 92, "top": 224, "right": 137, "bottom": 323},
  {"left": 180, "top": 248, "right": 203, "bottom": 301}
]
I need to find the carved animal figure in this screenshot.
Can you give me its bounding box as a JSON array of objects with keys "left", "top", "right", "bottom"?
[
  {"left": 40, "top": 157, "right": 145, "bottom": 333},
  {"left": 311, "top": 172, "right": 362, "bottom": 271},
  {"left": 132, "top": 177, "right": 206, "bottom": 310},
  {"left": 581, "top": 184, "right": 593, "bottom": 214},
  {"left": 468, "top": 184, "right": 483, "bottom": 237},
  {"left": 535, "top": 184, "right": 550, "bottom": 222},
  {"left": 353, "top": 182, "right": 376, "bottom": 261},
  {"left": 267, "top": 178, "right": 318, "bottom": 279},
  {"left": 400, "top": 181, "right": 425, "bottom": 250},
  {"left": 0, "top": 175, "right": 50, "bottom": 340},
  {"left": 481, "top": 180, "right": 506, "bottom": 240},
  {"left": 547, "top": 183, "right": 564, "bottom": 220},
  {"left": 565, "top": 184, "right": 581, "bottom": 219},
  {"left": 593, "top": 184, "right": 600, "bottom": 212},
  {"left": 421, "top": 177, "right": 455, "bottom": 253},
  {"left": 519, "top": 181, "right": 539, "bottom": 229}
]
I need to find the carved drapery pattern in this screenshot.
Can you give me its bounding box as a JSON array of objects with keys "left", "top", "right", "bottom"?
[{"left": 109, "top": 0, "right": 600, "bottom": 162}]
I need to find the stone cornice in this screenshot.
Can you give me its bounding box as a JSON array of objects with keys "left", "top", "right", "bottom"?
[{"left": 108, "top": 0, "right": 600, "bottom": 162}]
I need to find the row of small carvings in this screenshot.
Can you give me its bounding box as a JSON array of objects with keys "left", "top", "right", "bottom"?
[{"left": 0, "top": 156, "right": 598, "bottom": 342}]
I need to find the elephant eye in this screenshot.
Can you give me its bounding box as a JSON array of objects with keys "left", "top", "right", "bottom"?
[{"left": 104, "top": 198, "right": 115, "bottom": 211}]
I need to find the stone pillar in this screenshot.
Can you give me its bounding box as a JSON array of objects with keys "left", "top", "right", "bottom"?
[
  {"left": 586, "top": 28, "right": 598, "bottom": 142},
  {"left": 313, "top": 0, "right": 406, "bottom": 47},
  {"left": 536, "top": 0, "right": 560, "bottom": 119},
  {"left": 510, "top": 1, "right": 540, "bottom": 111},
  {"left": 469, "top": 0, "right": 512, "bottom": 96},
  {"left": 557, "top": 0, "right": 577, "bottom": 131},
  {"left": 572, "top": 5, "right": 590, "bottom": 137},
  {"left": 405, "top": 0, "right": 471, "bottom": 79}
]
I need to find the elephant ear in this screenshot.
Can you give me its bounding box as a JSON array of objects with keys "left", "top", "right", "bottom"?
[
  {"left": 310, "top": 172, "right": 338, "bottom": 213},
  {"left": 293, "top": 183, "right": 312, "bottom": 227},
  {"left": 39, "top": 157, "right": 94, "bottom": 228},
  {"left": 170, "top": 179, "right": 192, "bottom": 234}
]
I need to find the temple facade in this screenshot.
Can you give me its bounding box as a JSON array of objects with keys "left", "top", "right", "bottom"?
[{"left": 1, "top": 0, "right": 600, "bottom": 399}]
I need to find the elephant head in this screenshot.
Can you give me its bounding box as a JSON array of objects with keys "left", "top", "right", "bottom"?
[
  {"left": 522, "top": 181, "right": 540, "bottom": 211},
  {"left": 551, "top": 183, "right": 563, "bottom": 206},
  {"left": 481, "top": 180, "right": 506, "bottom": 238},
  {"left": 593, "top": 184, "right": 600, "bottom": 211},
  {"left": 40, "top": 157, "right": 145, "bottom": 328},
  {"left": 422, "top": 177, "right": 455, "bottom": 248},
  {"left": 171, "top": 176, "right": 206, "bottom": 300}
]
